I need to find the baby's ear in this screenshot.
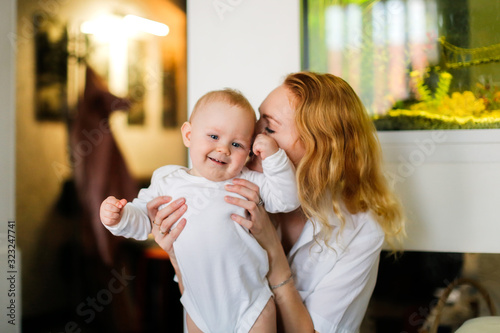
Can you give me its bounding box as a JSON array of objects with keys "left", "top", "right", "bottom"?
[{"left": 180, "top": 121, "right": 192, "bottom": 147}]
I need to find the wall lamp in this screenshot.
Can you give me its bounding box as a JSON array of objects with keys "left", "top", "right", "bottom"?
[{"left": 80, "top": 14, "right": 169, "bottom": 38}]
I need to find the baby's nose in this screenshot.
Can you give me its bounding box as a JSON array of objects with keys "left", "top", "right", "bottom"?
[{"left": 217, "top": 143, "right": 230, "bottom": 155}]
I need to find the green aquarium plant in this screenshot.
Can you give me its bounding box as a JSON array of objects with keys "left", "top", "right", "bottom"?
[{"left": 373, "top": 70, "right": 500, "bottom": 130}]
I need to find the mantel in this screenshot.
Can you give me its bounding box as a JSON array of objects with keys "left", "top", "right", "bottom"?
[{"left": 379, "top": 129, "right": 500, "bottom": 163}]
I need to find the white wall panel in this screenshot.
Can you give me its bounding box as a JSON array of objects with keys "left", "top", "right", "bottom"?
[{"left": 187, "top": 0, "right": 301, "bottom": 114}]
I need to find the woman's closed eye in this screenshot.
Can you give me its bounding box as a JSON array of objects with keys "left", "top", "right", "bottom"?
[{"left": 264, "top": 126, "right": 275, "bottom": 134}]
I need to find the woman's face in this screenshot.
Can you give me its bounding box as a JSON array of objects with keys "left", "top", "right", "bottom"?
[{"left": 257, "top": 85, "right": 305, "bottom": 166}]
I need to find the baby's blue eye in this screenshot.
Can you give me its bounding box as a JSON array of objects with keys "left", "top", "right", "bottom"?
[
  {"left": 210, "top": 135, "right": 218, "bottom": 140},
  {"left": 232, "top": 142, "right": 242, "bottom": 148}
]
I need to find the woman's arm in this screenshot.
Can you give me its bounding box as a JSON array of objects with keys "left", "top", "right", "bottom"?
[
  {"left": 147, "top": 196, "right": 188, "bottom": 294},
  {"left": 225, "top": 179, "right": 317, "bottom": 333},
  {"left": 265, "top": 236, "right": 317, "bottom": 333},
  {"left": 228, "top": 179, "right": 384, "bottom": 332}
]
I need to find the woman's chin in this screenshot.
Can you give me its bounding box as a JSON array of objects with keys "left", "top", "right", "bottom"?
[{"left": 246, "top": 154, "right": 263, "bottom": 172}]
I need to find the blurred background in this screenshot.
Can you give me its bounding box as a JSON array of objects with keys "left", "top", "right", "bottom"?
[{"left": 15, "top": 0, "right": 187, "bottom": 331}]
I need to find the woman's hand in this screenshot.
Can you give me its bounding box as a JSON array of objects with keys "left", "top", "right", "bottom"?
[
  {"left": 224, "top": 178, "right": 296, "bottom": 289},
  {"left": 225, "top": 180, "right": 314, "bottom": 332},
  {"left": 148, "top": 196, "right": 188, "bottom": 294},
  {"left": 148, "top": 196, "right": 187, "bottom": 254},
  {"left": 224, "top": 179, "right": 281, "bottom": 254}
]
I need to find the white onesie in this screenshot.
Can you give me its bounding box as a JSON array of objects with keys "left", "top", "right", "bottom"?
[{"left": 105, "top": 148, "right": 299, "bottom": 332}]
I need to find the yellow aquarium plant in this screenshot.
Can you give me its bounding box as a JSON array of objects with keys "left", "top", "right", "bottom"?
[{"left": 373, "top": 69, "right": 500, "bottom": 130}]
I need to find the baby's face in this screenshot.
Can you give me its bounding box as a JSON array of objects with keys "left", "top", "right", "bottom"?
[{"left": 182, "top": 101, "right": 255, "bottom": 182}]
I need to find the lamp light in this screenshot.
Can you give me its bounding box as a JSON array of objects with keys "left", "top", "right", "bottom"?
[
  {"left": 80, "top": 15, "right": 169, "bottom": 38},
  {"left": 123, "top": 15, "right": 169, "bottom": 36}
]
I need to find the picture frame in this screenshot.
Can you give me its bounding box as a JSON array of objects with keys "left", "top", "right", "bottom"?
[
  {"left": 34, "top": 12, "right": 68, "bottom": 121},
  {"left": 162, "top": 64, "right": 178, "bottom": 128}
]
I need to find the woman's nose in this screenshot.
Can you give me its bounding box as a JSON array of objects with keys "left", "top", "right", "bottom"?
[{"left": 255, "top": 119, "right": 266, "bottom": 135}]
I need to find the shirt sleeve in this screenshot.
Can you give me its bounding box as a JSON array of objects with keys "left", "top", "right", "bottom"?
[
  {"left": 304, "top": 232, "right": 384, "bottom": 333},
  {"left": 103, "top": 165, "right": 180, "bottom": 240},
  {"left": 103, "top": 201, "right": 152, "bottom": 240},
  {"left": 243, "top": 148, "right": 300, "bottom": 213}
]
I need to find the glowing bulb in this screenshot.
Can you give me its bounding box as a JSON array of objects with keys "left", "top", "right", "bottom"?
[
  {"left": 80, "top": 15, "right": 169, "bottom": 38},
  {"left": 123, "top": 15, "right": 169, "bottom": 36},
  {"left": 80, "top": 16, "right": 125, "bottom": 42},
  {"left": 80, "top": 21, "right": 97, "bottom": 34}
]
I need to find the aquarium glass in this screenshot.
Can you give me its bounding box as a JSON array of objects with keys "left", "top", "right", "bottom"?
[{"left": 303, "top": 0, "right": 500, "bottom": 130}]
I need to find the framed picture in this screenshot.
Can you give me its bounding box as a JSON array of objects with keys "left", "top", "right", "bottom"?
[
  {"left": 127, "top": 39, "right": 147, "bottom": 125},
  {"left": 34, "top": 12, "right": 68, "bottom": 121},
  {"left": 162, "top": 64, "right": 178, "bottom": 128}
]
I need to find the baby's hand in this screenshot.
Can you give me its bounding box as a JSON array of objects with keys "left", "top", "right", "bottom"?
[
  {"left": 253, "top": 134, "right": 279, "bottom": 160},
  {"left": 100, "top": 196, "right": 128, "bottom": 226}
]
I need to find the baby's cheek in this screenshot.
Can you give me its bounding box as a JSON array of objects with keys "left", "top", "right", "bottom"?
[{"left": 235, "top": 151, "right": 249, "bottom": 170}]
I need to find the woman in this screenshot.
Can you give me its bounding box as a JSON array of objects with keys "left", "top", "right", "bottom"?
[{"left": 147, "top": 72, "right": 405, "bottom": 332}]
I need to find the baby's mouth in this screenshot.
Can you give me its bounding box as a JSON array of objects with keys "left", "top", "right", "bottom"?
[{"left": 208, "top": 157, "right": 227, "bottom": 165}]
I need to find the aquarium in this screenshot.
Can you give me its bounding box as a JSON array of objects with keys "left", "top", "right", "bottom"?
[{"left": 303, "top": 0, "right": 500, "bottom": 130}]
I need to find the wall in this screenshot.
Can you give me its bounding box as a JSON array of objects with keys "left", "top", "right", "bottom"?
[
  {"left": 186, "top": 0, "right": 500, "bottom": 253},
  {"left": 187, "top": 0, "right": 301, "bottom": 114},
  {"left": 16, "top": 0, "right": 186, "bottom": 316},
  {"left": 379, "top": 129, "right": 500, "bottom": 253},
  {"left": 0, "top": 0, "right": 19, "bottom": 332}
]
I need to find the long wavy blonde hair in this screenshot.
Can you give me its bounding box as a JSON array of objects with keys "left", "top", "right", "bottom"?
[{"left": 284, "top": 72, "right": 405, "bottom": 251}]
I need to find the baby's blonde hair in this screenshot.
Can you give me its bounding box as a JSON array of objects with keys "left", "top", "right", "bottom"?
[
  {"left": 190, "top": 88, "right": 256, "bottom": 123},
  {"left": 284, "top": 72, "right": 405, "bottom": 251}
]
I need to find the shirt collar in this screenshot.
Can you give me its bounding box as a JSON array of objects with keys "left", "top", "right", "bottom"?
[
  {"left": 286, "top": 211, "right": 347, "bottom": 259},
  {"left": 287, "top": 218, "right": 320, "bottom": 259}
]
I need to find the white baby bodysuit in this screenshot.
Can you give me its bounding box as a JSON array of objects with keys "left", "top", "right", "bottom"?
[{"left": 105, "top": 148, "right": 299, "bottom": 332}]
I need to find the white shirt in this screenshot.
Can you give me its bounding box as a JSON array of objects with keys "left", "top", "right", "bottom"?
[{"left": 288, "top": 210, "right": 385, "bottom": 333}]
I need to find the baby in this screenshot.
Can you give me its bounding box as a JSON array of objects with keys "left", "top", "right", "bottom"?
[{"left": 100, "top": 89, "right": 299, "bottom": 332}]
